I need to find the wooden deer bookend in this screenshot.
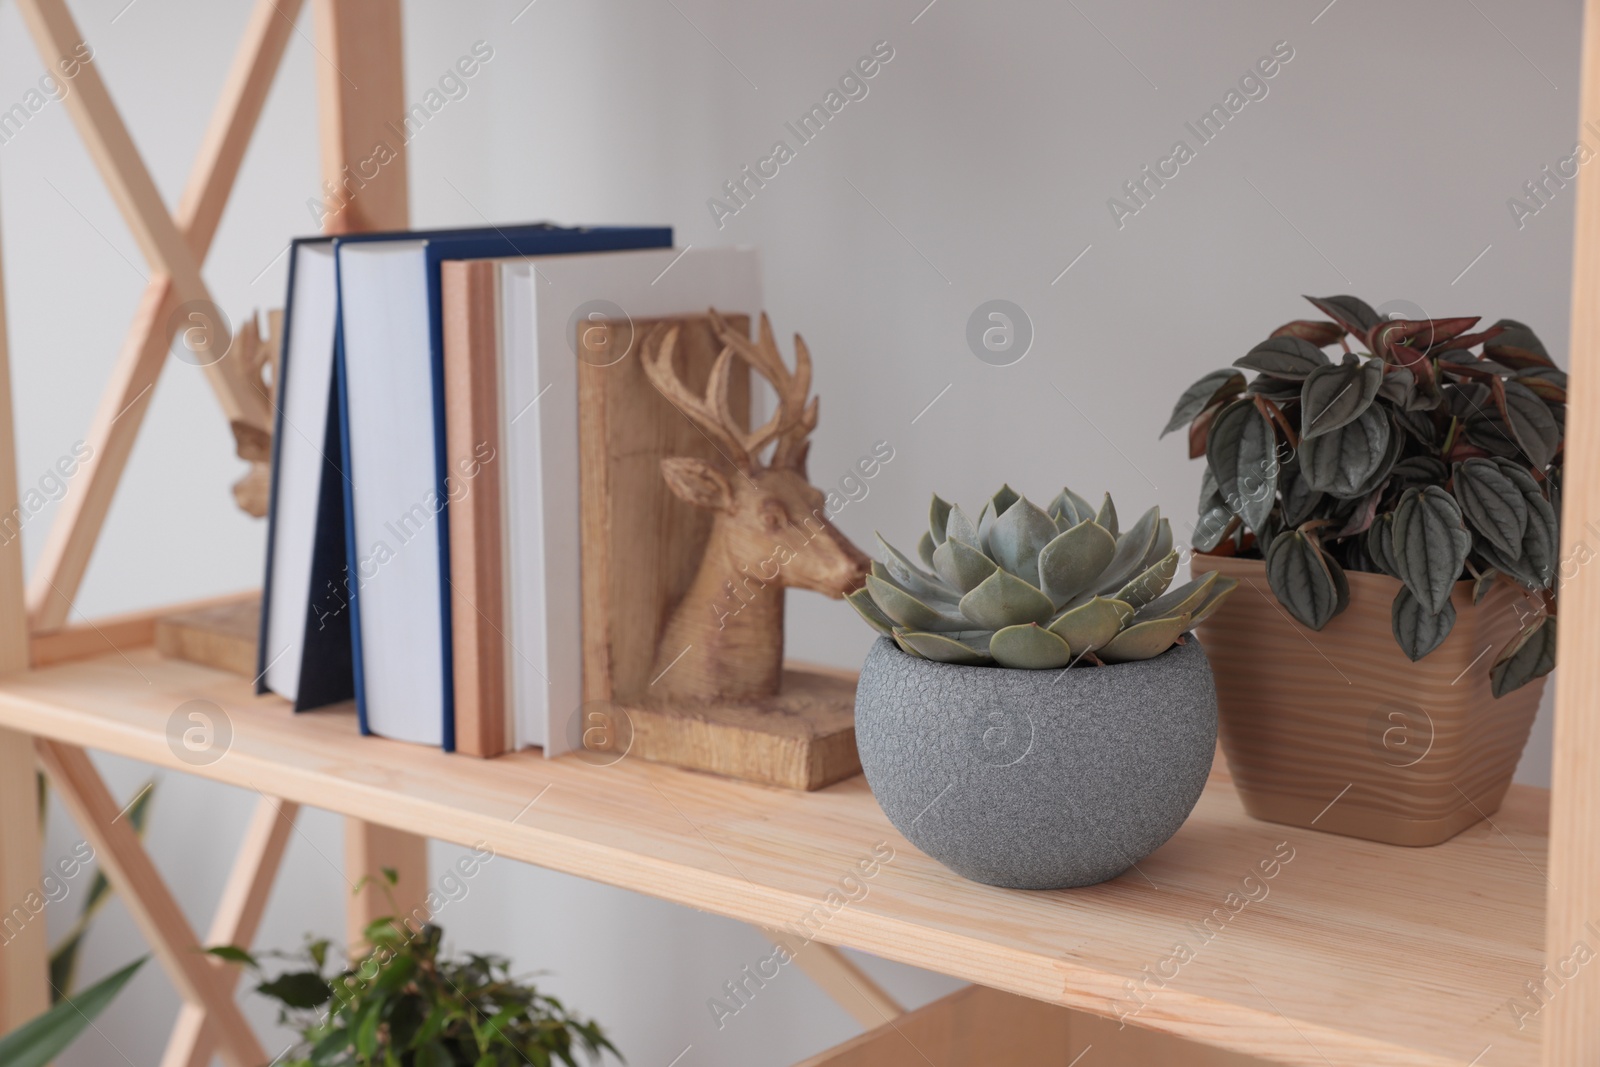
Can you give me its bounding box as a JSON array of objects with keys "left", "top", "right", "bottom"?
[
  {"left": 640, "top": 310, "right": 869, "bottom": 705},
  {"left": 228, "top": 309, "right": 282, "bottom": 517}
]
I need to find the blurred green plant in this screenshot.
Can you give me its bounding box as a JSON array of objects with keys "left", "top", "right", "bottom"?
[
  {"left": 219, "top": 870, "right": 620, "bottom": 1067},
  {"left": 0, "top": 956, "right": 145, "bottom": 1067}
]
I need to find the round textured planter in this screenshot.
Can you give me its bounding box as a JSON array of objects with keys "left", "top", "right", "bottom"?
[
  {"left": 1192, "top": 555, "right": 1547, "bottom": 847},
  {"left": 853, "top": 636, "right": 1218, "bottom": 889}
]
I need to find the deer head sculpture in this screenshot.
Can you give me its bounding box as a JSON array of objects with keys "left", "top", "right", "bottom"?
[{"left": 641, "top": 310, "right": 870, "bottom": 704}]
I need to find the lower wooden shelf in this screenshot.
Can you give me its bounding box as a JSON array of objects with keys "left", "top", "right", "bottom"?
[{"left": 0, "top": 647, "right": 1547, "bottom": 1066}]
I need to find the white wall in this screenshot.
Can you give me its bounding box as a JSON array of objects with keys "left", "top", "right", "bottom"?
[{"left": 0, "top": 0, "right": 1582, "bottom": 1063}]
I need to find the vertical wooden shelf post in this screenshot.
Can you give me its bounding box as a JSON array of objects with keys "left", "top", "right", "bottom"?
[
  {"left": 1548, "top": 2, "right": 1600, "bottom": 1063},
  {"left": 309, "top": 0, "right": 431, "bottom": 943},
  {"left": 0, "top": 162, "right": 49, "bottom": 1034}
]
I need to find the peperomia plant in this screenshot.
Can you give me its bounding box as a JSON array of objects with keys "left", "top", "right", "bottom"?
[{"left": 1163, "top": 294, "right": 1563, "bottom": 696}]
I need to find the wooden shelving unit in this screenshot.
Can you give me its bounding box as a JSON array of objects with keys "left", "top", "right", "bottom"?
[
  {"left": 0, "top": 641, "right": 1551, "bottom": 1066},
  {"left": 1, "top": 0, "right": 1597, "bottom": 1063}
]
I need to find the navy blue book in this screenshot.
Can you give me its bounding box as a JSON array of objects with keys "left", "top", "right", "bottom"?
[{"left": 257, "top": 224, "right": 671, "bottom": 749}]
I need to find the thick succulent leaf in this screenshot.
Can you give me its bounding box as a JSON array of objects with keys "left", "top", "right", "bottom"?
[
  {"left": 1186, "top": 575, "right": 1240, "bottom": 625},
  {"left": 988, "top": 496, "right": 1057, "bottom": 587},
  {"left": 1498, "top": 378, "right": 1562, "bottom": 470},
  {"left": 1300, "top": 357, "right": 1384, "bottom": 439},
  {"left": 946, "top": 503, "right": 979, "bottom": 546},
  {"left": 1366, "top": 513, "right": 1399, "bottom": 577},
  {"left": 895, "top": 630, "right": 993, "bottom": 666},
  {"left": 959, "top": 568, "right": 1054, "bottom": 630},
  {"left": 990, "top": 485, "right": 1020, "bottom": 519},
  {"left": 1207, "top": 399, "right": 1279, "bottom": 532},
  {"left": 1391, "top": 586, "right": 1456, "bottom": 662},
  {"left": 847, "top": 587, "right": 896, "bottom": 635},
  {"left": 1114, "top": 549, "right": 1178, "bottom": 609},
  {"left": 1234, "top": 336, "right": 1331, "bottom": 379},
  {"left": 1483, "top": 319, "right": 1555, "bottom": 370},
  {"left": 1037, "top": 520, "right": 1117, "bottom": 607},
  {"left": 1162, "top": 369, "right": 1246, "bottom": 435},
  {"left": 877, "top": 535, "right": 958, "bottom": 602},
  {"left": 1270, "top": 319, "right": 1347, "bottom": 346},
  {"left": 1137, "top": 571, "right": 1221, "bottom": 621},
  {"left": 1305, "top": 294, "right": 1381, "bottom": 335},
  {"left": 917, "top": 530, "right": 937, "bottom": 568},
  {"left": 1453, "top": 458, "right": 1528, "bottom": 557},
  {"left": 1096, "top": 507, "right": 1161, "bottom": 594},
  {"left": 1095, "top": 493, "right": 1119, "bottom": 537},
  {"left": 1047, "top": 596, "right": 1133, "bottom": 653},
  {"left": 989, "top": 624, "right": 1074, "bottom": 669},
  {"left": 1049, "top": 487, "right": 1097, "bottom": 528},
  {"left": 1266, "top": 530, "right": 1348, "bottom": 631},
  {"left": 1098, "top": 614, "right": 1191, "bottom": 664},
  {"left": 932, "top": 536, "right": 998, "bottom": 594},
  {"left": 929, "top": 495, "right": 952, "bottom": 547},
  {"left": 1299, "top": 404, "right": 1391, "bottom": 498},
  {"left": 1491, "top": 614, "right": 1557, "bottom": 697},
  {"left": 1141, "top": 518, "right": 1174, "bottom": 571},
  {"left": 866, "top": 574, "right": 968, "bottom": 632},
  {"left": 1392, "top": 486, "right": 1472, "bottom": 615}
]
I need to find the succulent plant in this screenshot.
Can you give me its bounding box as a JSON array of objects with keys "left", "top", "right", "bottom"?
[
  {"left": 1163, "top": 294, "right": 1563, "bottom": 696},
  {"left": 847, "top": 486, "right": 1238, "bottom": 668}
]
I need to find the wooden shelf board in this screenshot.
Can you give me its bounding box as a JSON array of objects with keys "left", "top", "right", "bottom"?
[{"left": 0, "top": 649, "right": 1545, "bottom": 1067}]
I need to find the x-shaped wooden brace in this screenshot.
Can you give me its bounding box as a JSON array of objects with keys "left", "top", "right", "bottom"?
[
  {"left": 9, "top": 0, "right": 306, "bottom": 1062},
  {"left": 15, "top": 0, "right": 295, "bottom": 633}
]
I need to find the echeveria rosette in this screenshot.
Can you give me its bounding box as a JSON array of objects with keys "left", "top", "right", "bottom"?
[
  {"left": 847, "top": 487, "right": 1238, "bottom": 669},
  {"left": 1162, "top": 294, "right": 1564, "bottom": 696}
]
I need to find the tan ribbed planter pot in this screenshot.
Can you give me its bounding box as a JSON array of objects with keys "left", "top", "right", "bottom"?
[{"left": 1191, "top": 555, "right": 1545, "bottom": 847}]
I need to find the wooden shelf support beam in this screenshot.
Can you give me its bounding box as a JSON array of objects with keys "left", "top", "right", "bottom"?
[{"left": 35, "top": 740, "right": 268, "bottom": 1067}]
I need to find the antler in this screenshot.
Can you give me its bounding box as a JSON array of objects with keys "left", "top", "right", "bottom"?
[
  {"left": 641, "top": 313, "right": 819, "bottom": 475},
  {"left": 707, "top": 309, "right": 818, "bottom": 472}
]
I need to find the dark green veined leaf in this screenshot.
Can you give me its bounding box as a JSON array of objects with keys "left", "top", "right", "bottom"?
[
  {"left": 1300, "top": 357, "right": 1384, "bottom": 439},
  {"left": 1269, "top": 319, "right": 1347, "bottom": 347},
  {"left": 1234, "top": 336, "right": 1331, "bottom": 379},
  {"left": 1391, "top": 586, "right": 1456, "bottom": 661},
  {"left": 1483, "top": 319, "right": 1555, "bottom": 370},
  {"left": 1473, "top": 568, "right": 1500, "bottom": 603},
  {"left": 1348, "top": 416, "right": 1403, "bottom": 499},
  {"left": 1266, "top": 529, "right": 1349, "bottom": 630},
  {"left": 1475, "top": 539, "right": 1541, "bottom": 591},
  {"left": 989, "top": 624, "right": 1074, "bottom": 669},
  {"left": 1392, "top": 486, "right": 1472, "bottom": 615},
  {"left": 1206, "top": 399, "right": 1279, "bottom": 533},
  {"left": 1493, "top": 378, "right": 1562, "bottom": 470},
  {"left": 1367, "top": 513, "right": 1399, "bottom": 577},
  {"left": 1392, "top": 405, "right": 1440, "bottom": 445},
  {"left": 1494, "top": 459, "right": 1559, "bottom": 588},
  {"left": 1162, "top": 369, "right": 1246, "bottom": 436},
  {"left": 1453, "top": 458, "right": 1528, "bottom": 557},
  {"left": 1390, "top": 456, "right": 1449, "bottom": 490},
  {"left": 1299, "top": 404, "right": 1391, "bottom": 498},
  {"left": 1335, "top": 488, "right": 1385, "bottom": 538},
  {"left": 0, "top": 957, "right": 145, "bottom": 1067},
  {"left": 1247, "top": 375, "right": 1306, "bottom": 400},
  {"left": 1377, "top": 366, "right": 1416, "bottom": 407},
  {"left": 1279, "top": 464, "right": 1323, "bottom": 527},
  {"left": 1192, "top": 505, "right": 1236, "bottom": 553},
  {"left": 1491, "top": 614, "right": 1557, "bottom": 697},
  {"left": 1305, "top": 294, "right": 1380, "bottom": 335}
]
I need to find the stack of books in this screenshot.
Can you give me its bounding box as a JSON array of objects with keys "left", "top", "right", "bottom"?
[{"left": 258, "top": 223, "right": 762, "bottom": 754}]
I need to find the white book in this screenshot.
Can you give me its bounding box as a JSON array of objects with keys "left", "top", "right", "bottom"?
[{"left": 488, "top": 247, "right": 763, "bottom": 754}]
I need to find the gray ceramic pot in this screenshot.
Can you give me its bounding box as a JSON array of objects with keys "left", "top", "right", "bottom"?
[{"left": 854, "top": 636, "right": 1218, "bottom": 889}]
